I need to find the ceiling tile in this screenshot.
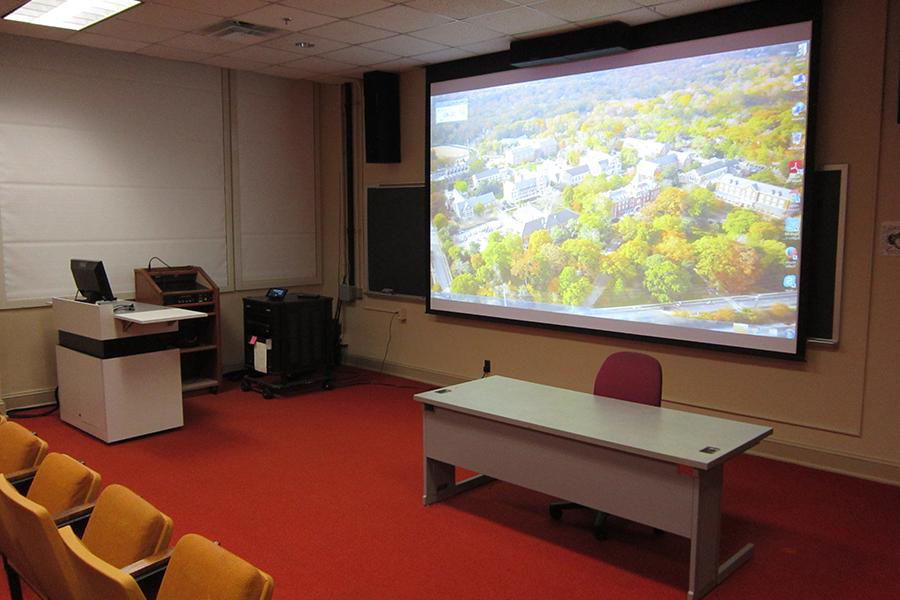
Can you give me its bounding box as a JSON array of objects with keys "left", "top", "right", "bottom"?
[
  {"left": 137, "top": 44, "right": 215, "bottom": 62},
  {"left": 369, "top": 57, "right": 426, "bottom": 72},
  {"left": 0, "top": 20, "right": 76, "bottom": 41},
  {"left": 459, "top": 37, "right": 511, "bottom": 55},
  {"left": 232, "top": 4, "right": 335, "bottom": 31},
  {"left": 67, "top": 32, "right": 149, "bottom": 52},
  {"left": 307, "top": 73, "right": 357, "bottom": 84},
  {"left": 201, "top": 54, "right": 270, "bottom": 72},
  {"left": 83, "top": 18, "right": 182, "bottom": 44},
  {"left": 412, "top": 47, "right": 476, "bottom": 64},
  {"left": 282, "top": 55, "right": 356, "bottom": 73},
  {"left": 225, "top": 44, "right": 300, "bottom": 64},
  {"left": 350, "top": 5, "right": 452, "bottom": 33},
  {"left": 147, "top": 0, "right": 270, "bottom": 18},
  {"left": 161, "top": 33, "right": 248, "bottom": 54},
  {"left": 466, "top": 6, "right": 567, "bottom": 35},
  {"left": 531, "top": 0, "right": 642, "bottom": 22},
  {"left": 262, "top": 64, "right": 316, "bottom": 80},
  {"left": 262, "top": 32, "right": 348, "bottom": 55},
  {"left": 580, "top": 7, "right": 662, "bottom": 26},
  {"left": 651, "top": 0, "right": 750, "bottom": 17},
  {"left": 118, "top": 3, "right": 224, "bottom": 31},
  {"left": 361, "top": 34, "right": 447, "bottom": 57},
  {"left": 411, "top": 21, "right": 505, "bottom": 46},
  {"left": 320, "top": 45, "right": 399, "bottom": 66},
  {"left": 279, "top": 0, "right": 392, "bottom": 19},
  {"left": 302, "top": 20, "right": 395, "bottom": 44},
  {"left": 405, "top": 0, "right": 517, "bottom": 20}
]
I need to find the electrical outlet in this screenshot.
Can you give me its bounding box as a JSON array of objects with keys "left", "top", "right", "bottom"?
[{"left": 398, "top": 307, "right": 407, "bottom": 322}]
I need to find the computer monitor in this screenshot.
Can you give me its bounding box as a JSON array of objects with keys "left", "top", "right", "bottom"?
[{"left": 70, "top": 259, "right": 115, "bottom": 303}]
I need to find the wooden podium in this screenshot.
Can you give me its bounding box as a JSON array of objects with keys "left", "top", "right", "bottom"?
[{"left": 134, "top": 266, "right": 221, "bottom": 394}]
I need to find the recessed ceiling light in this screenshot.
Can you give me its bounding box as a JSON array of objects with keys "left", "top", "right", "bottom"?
[
  {"left": 3, "top": 0, "right": 142, "bottom": 31},
  {"left": 294, "top": 41, "right": 315, "bottom": 49}
]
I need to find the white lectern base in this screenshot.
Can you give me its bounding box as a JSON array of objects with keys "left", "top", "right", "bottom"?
[{"left": 56, "top": 346, "right": 183, "bottom": 443}]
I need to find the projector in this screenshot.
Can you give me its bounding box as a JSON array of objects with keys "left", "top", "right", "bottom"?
[{"left": 510, "top": 21, "right": 633, "bottom": 67}]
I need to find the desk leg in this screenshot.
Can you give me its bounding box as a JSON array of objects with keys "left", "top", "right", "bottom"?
[
  {"left": 687, "top": 466, "right": 754, "bottom": 599},
  {"left": 423, "top": 457, "right": 494, "bottom": 505}
]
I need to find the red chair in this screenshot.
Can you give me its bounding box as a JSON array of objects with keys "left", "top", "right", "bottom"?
[{"left": 549, "top": 351, "right": 662, "bottom": 539}]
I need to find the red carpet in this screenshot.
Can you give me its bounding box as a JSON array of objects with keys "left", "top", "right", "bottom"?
[{"left": 4, "top": 369, "right": 899, "bottom": 599}]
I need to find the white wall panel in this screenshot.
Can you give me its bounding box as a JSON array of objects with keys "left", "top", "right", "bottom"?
[
  {"left": 232, "top": 71, "right": 319, "bottom": 288},
  {"left": 0, "top": 33, "right": 228, "bottom": 304}
]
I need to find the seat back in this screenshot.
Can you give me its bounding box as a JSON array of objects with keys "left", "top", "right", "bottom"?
[
  {"left": 0, "top": 420, "right": 49, "bottom": 473},
  {"left": 157, "top": 534, "right": 273, "bottom": 600},
  {"left": 80, "top": 484, "right": 173, "bottom": 568},
  {"left": 593, "top": 351, "right": 662, "bottom": 406},
  {"left": 26, "top": 452, "right": 102, "bottom": 515},
  {"left": 0, "top": 476, "right": 79, "bottom": 600},
  {"left": 58, "top": 525, "right": 146, "bottom": 600}
]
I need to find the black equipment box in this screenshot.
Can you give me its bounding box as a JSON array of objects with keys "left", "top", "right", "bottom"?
[{"left": 243, "top": 294, "right": 333, "bottom": 379}]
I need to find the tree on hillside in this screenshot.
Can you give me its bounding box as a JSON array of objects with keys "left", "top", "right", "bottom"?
[
  {"left": 723, "top": 209, "right": 762, "bottom": 238},
  {"left": 693, "top": 235, "right": 762, "bottom": 293},
  {"left": 644, "top": 255, "right": 691, "bottom": 303}
]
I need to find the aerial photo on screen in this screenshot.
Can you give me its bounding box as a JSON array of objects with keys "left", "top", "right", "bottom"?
[{"left": 430, "top": 38, "right": 811, "bottom": 344}]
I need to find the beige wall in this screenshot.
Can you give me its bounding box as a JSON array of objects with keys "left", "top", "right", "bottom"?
[{"left": 2, "top": 0, "right": 898, "bottom": 484}]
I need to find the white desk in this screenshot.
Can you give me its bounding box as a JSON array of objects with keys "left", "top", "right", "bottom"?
[
  {"left": 53, "top": 298, "right": 205, "bottom": 442},
  {"left": 414, "top": 376, "right": 772, "bottom": 600}
]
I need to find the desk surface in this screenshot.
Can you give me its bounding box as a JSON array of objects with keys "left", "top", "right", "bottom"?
[
  {"left": 112, "top": 304, "right": 206, "bottom": 324},
  {"left": 415, "top": 376, "right": 771, "bottom": 470}
]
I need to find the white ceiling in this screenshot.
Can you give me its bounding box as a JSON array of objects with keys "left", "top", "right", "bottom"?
[{"left": 0, "top": 0, "right": 752, "bottom": 82}]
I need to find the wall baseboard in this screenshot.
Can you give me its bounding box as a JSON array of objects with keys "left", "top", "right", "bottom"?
[
  {"left": 346, "top": 354, "right": 900, "bottom": 487},
  {"left": 9, "top": 358, "right": 899, "bottom": 487},
  {"left": 1, "top": 387, "right": 56, "bottom": 412}
]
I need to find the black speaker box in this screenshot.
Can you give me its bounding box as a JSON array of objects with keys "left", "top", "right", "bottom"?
[{"left": 363, "top": 71, "right": 401, "bottom": 163}]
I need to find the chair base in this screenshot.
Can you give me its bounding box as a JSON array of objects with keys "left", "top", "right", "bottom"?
[
  {"left": 549, "top": 502, "right": 664, "bottom": 540},
  {"left": 548, "top": 501, "right": 608, "bottom": 540}
]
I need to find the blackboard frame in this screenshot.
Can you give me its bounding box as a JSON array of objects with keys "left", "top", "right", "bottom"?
[
  {"left": 805, "top": 164, "right": 848, "bottom": 345},
  {"left": 366, "top": 186, "right": 429, "bottom": 299}
]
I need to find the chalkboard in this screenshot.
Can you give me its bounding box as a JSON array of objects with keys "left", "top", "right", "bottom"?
[
  {"left": 805, "top": 165, "right": 847, "bottom": 344},
  {"left": 366, "top": 186, "right": 429, "bottom": 298}
]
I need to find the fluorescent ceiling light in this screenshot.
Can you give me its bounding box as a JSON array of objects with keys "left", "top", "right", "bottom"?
[{"left": 4, "top": 0, "right": 141, "bottom": 31}]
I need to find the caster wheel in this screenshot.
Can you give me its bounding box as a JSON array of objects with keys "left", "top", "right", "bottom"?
[
  {"left": 549, "top": 506, "right": 562, "bottom": 520},
  {"left": 240, "top": 380, "right": 251, "bottom": 392},
  {"left": 262, "top": 390, "right": 274, "bottom": 400},
  {"left": 210, "top": 387, "right": 219, "bottom": 394}
]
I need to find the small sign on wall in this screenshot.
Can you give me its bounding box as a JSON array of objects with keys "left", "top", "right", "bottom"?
[{"left": 880, "top": 221, "right": 900, "bottom": 256}]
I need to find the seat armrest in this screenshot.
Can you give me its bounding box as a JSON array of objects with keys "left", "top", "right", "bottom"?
[
  {"left": 53, "top": 502, "right": 95, "bottom": 533},
  {"left": 122, "top": 547, "right": 173, "bottom": 581},
  {"left": 4, "top": 467, "right": 37, "bottom": 494}
]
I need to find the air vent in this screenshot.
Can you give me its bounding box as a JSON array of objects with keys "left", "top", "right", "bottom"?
[{"left": 203, "top": 20, "right": 280, "bottom": 41}]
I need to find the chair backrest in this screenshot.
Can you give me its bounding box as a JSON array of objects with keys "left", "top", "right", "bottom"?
[
  {"left": 59, "top": 525, "right": 146, "bottom": 600},
  {"left": 157, "top": 534, "right": 274, "bottom": 600},
  {"left": 26, "top": 452, "right": 102, "bottom": 514},
  {"left": 0, "top": 476, "right": 80, "bottom": 600},
  {"left": 593, "top": 351, "right": 662, "bottom": 407},
  {"left": 80, "top": 484, "right": 173, "bottom": 568},
  {"left": 0, "top": 420, "right": 49, "bottom": 473}
]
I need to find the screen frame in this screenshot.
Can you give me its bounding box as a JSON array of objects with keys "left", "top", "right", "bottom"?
[{"left": 424, "top": 0, "right": 822, "bottom": 360}]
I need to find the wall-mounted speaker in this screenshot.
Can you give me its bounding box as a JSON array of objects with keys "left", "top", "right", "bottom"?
[{"left": 363, "top": 71, "right": 401, "bottom": 163}]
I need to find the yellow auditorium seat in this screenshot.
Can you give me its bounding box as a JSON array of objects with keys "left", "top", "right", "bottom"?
[
  {"left": 0, "top": 479, "right": 173, "bottom": 600},
  {"left": 1, "top": 453, "right": 100, "bottom": 600},
  {"left": 60, "top": 531, "right": 274, "bottom": 600},
  {"left": 0, "top": 421, "right": 48, "bottom": 475}
]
